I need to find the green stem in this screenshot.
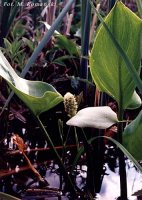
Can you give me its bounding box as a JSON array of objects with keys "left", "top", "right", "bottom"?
[
  {"left": 136, "top": 0, "right": 142, "bottom": 17},
  {"left": 74, "top": 127, "right": 79, "bottom": 152},
  {"left": 80, "top": 0, "right": 91, "bottom": 101},
  {"left": 36, "top": 115, "right": 76, "bottom": 195},
  {"left": 116, "top": 54, "right": 127, "bottom": 199},
  {"left": 117, "top": 108, "right": 128, "bottom": 200}
]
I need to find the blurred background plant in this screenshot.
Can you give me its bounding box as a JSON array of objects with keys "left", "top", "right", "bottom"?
[{"left": 0, "top": 0, "right": 142, "bottom": 199}]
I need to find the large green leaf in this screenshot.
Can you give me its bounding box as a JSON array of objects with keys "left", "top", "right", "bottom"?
[
  {"left": 105, "top": 136, "right": 142, "bottom": 173},
  {"left": 0, "top": 50, "right": 63, "bottom": 116},
  {"left": 71, "top": 136, "right": 142, "bottom": 174},
  {"left": 90, "top": 2, "right": 142, "bottom": 109},
  {"left": 0, "top": 0, "right": 75, "bottom": 116},
  {"left": 66, "top": 106, "right": 118, "bottom": 129},
  {"left": 123, "top": 110, "right": 142, "bottom": 160}
]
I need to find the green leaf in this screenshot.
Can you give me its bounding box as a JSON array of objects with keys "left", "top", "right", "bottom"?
[
  {"left": 126, "top": 91, "right": 141, "bottom": 109},
  {"left": 104, "top": 136, "right": 142, "bottom": 173},
  {"left": 0, "top": 50, "right": 63, "bottom": 116},
  {"left": 11, "top": 20, "right": 26, "bottom": 39},
  {"left": 0, "top": 192, "right": 20, "bottom": 200},
  {"left": 90, "top": 2, "right": 142, "bottom": 109},
  {"left": 22, "top": 37, "right": 35, "bottom": 51},
  {"left": 43, "top": 21, "right": 79, "bottom": 56},
  {"left": 0, "top": 0, "right": 76, "bottom": 116},
  {"left": 66, "top": 106, "right": 118, "bottom": 129},
  {"left": 71, "top": 136, "right": 142, "bottom": 174},
  {"left": 55, "top": 35, "right": 79, "bottom": 56},
  {"left": 3, "top": 38, "right": 12, "bottom": 50},
  {"left": 53, "top": 55, "right": 75, "bottom": 67},
  {"left": 123, "top": 110, "right": 142, "bottom": 160},
  {"left": 89, "top": 0, "right": 142, "bottom": 93}
]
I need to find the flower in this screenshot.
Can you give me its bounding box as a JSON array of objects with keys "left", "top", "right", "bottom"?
[{"left": 64, "top": 92, "right": 78, "bottom": 118}]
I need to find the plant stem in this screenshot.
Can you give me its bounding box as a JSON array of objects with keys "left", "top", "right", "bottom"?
[
  {"left": 80, "top": 0, "right": 91, "bottom": 102},
  {"left": 74, "top": 127, "right": 79, "bottom": 151},
  {"left": 117, "top": 108, "right": 128, "bottom": 200},
  {"left": 22, "top": 151, "right": 44, "bottom": 182},
  {"left": 136, "top": 0, "right": 142, "bottom": 17},
  {"left": 36, "top": 115, "right": 76, "bottom": 195},
  {"left": 93, "top": 92, "right": 105, "bottom": 193}
]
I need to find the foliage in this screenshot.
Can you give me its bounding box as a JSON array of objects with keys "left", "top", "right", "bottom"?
[
  {"left": 0, "top": 50, "right": 63, "bottom": 116},
  {"left": 0, "top": 0, "right": 142, "bottom": 199},
  {"left": 67, "top": 1, "right": 142, "bottom": 199},
  {"left": 123, "top": 110, "right": 142, "bottom": 160},
  {"left": 90, "top": 1, "right": 142, "bottom": 109},
  {"left": 1, "top": 38, "right": 26, "bottom": 70}
]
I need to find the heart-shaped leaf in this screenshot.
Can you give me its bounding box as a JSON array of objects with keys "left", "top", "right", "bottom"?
[
  {"left": 0, "top": 50, "right": 63, "bottom": 116},
  {"left": 123, "top": 110, "right": 142, "bottom": 160},
  {"left": 90, "top": 2, "right": 142, "bottom": 109},
  {"left": 66, "top": 106, "right": 118, "bottom": 129}
]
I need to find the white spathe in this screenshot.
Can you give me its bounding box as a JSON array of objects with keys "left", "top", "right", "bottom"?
[{"left": 66, "top": 106, "right": 118, "bottom": 129}]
